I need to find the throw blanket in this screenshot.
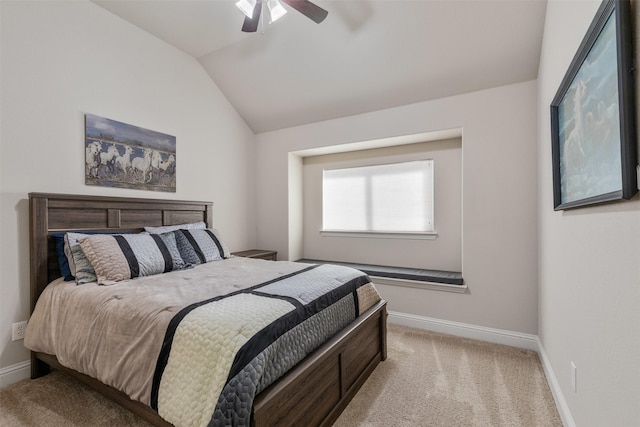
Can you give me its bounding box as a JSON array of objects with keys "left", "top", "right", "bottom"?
[{"left": 25, "top": 258, "right": 381, "bottom": 427}]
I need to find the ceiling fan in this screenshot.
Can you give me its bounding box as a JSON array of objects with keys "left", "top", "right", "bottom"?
[{"left": 236, "top": 0, "right": 328, "bottom": 32}]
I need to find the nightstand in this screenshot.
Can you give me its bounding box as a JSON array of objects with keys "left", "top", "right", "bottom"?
[{"left": 231, "top": 249, "right": 278, "bottom": 261}]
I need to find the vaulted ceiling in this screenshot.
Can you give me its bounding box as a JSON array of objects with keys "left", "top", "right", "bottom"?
[{"left": 92, "top": 0, "right": 547, "bottom": 133}]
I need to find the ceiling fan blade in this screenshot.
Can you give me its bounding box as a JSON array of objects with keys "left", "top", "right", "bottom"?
[
  {"left": 281, "top": 0, "right": 328, "bottom": 24},
  {"left": 241, "top": 0, "right": 263, "bottom": 32}
]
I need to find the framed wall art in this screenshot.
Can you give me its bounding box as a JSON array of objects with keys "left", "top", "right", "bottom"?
[
  {"left": 550, "top": 0, "right": 637, "bottom": 210},
  {"left": 85, "top": 114, "right": 176, "bottom": 192}
]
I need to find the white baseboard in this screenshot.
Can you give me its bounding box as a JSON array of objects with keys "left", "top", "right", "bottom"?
[
  {"left": 0, "top": 360, "right": 30, "bottom": 389},
  {"left": 388, "top": 310, "right": 574, "bottom": 426},
  {"left": 388, "top": 310, "right": 539, "bottom": 350},
  {"left": 536, "top": 337, "right": 576, "bottom": 427}
]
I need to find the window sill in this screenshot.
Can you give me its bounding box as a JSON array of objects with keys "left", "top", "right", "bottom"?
[
  {"left": 320, "top": 230, "right": 438, "bottom": 240},
  {"left": 371, "top": 276, "right": 468, "bottom": 294}
]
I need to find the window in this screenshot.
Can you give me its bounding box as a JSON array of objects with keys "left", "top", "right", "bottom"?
[{"left": 322, "top": 160, "right": 434, "bottom": 234}]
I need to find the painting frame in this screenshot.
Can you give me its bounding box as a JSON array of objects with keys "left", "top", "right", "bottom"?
[
  {"left": 550, "top": 0, "right": 637, "bottom": 210},
  {"left": 84, "top": 114, "right": 176, "bottom": 193}
]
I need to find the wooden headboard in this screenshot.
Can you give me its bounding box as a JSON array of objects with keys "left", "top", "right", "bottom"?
[{"left": 29, "top": 193, "right": 213, "bottom": 312}]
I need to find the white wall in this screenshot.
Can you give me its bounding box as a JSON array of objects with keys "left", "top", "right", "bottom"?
[
  {"left": 0, "top": 1, "right": 256, "bottom": 374},
  {"left": 301, "top": 139, "right": 462, "bottom": 272},
  {"left": 537, "top": 1, "right": 640, "bottom": 426},
  {"left": 256, "top": 80, "right": 539, "bottom": 334}
]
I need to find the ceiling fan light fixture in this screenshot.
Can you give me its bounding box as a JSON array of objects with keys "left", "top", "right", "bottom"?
[
  {"left": 236, "top": 0, "right": 256, "bottom": 19},
  {"left": 240, "top": 0, "right": 327, "bottom": 32},
  {"left": 267, "top": 0, "right": 287, "bottom": 23}
]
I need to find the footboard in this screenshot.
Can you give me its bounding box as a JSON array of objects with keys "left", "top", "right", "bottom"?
[
  {"left": 252, "top": 299, "right": 387, "bottom": 427},
  {"left": 31, "top": 300, "right": 387, "bottom": 427}
]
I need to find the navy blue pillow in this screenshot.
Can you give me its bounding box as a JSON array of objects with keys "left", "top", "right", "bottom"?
[{"left": 52, "top": 233, "right": 74, "bottom": 281}]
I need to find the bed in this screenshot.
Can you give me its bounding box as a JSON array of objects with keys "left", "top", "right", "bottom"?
[{"left": 27, "top": 192, "right": 387, "bottom": 427}]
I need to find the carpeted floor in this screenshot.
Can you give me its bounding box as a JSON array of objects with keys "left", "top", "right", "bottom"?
[
  {"left": 0, "top": 324, "right": 561, "bottom": 426},
  {"left": 334, "top": 325, "right": 562, "bottom": 426}
]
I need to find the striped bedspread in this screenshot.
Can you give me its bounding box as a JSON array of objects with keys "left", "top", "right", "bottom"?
[{"left": 25, "top": 258, "right": 381, "bottom": 427}]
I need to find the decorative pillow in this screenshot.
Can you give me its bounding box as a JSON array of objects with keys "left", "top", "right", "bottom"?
[
  {"left": 78, "top": 232, "right": 186, "bottom": 285},
  {"left": 64, "top": 232, "right": 133, "bottom": 284},
  {"left": 64, "top": 232, "right": 100, "bottom": 284},
  {"left": 174, "top": 229, "right": 229, "bottom": 265},
  {"left": 144, "top": 221, "right": 206, "bottom": 234},
  {"left": 52, "top": 233, "right": 74, "bottom": 281}
]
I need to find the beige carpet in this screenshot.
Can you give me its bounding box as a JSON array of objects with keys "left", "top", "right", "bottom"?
[
  {"left": 334, "top": 325, "right": 561, "bottom": 426},
  {"left": 0, "top": 324, "right": 561, "bottom": 426}
]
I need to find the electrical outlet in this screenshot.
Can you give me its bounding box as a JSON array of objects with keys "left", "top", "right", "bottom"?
[
  {"left": 12, "top": 321, "right": 28, "bottom": 341},
  {"left": 571, "top": 361, "right": 577, "bottom": 393}
]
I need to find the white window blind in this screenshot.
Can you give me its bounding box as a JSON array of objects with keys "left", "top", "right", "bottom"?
[{"left": 322, "top": 160, "right": 434, "bottom": 233}]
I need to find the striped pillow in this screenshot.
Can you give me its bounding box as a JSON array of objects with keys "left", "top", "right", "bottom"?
[
  {"left": 78, "top": 232, "right": 186, "bottom": 285},
  {"left": 174, "top": 229, "right": 229, "bottom": 265}
]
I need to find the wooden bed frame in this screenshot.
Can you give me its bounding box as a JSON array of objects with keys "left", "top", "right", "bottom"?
[{"left": 29, "top": 192, "right": 387, "bottom": 427}]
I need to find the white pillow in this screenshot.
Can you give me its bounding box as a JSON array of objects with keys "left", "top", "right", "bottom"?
[{"left": 144, "top": 221, "right": 206, "bottom": 234}]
